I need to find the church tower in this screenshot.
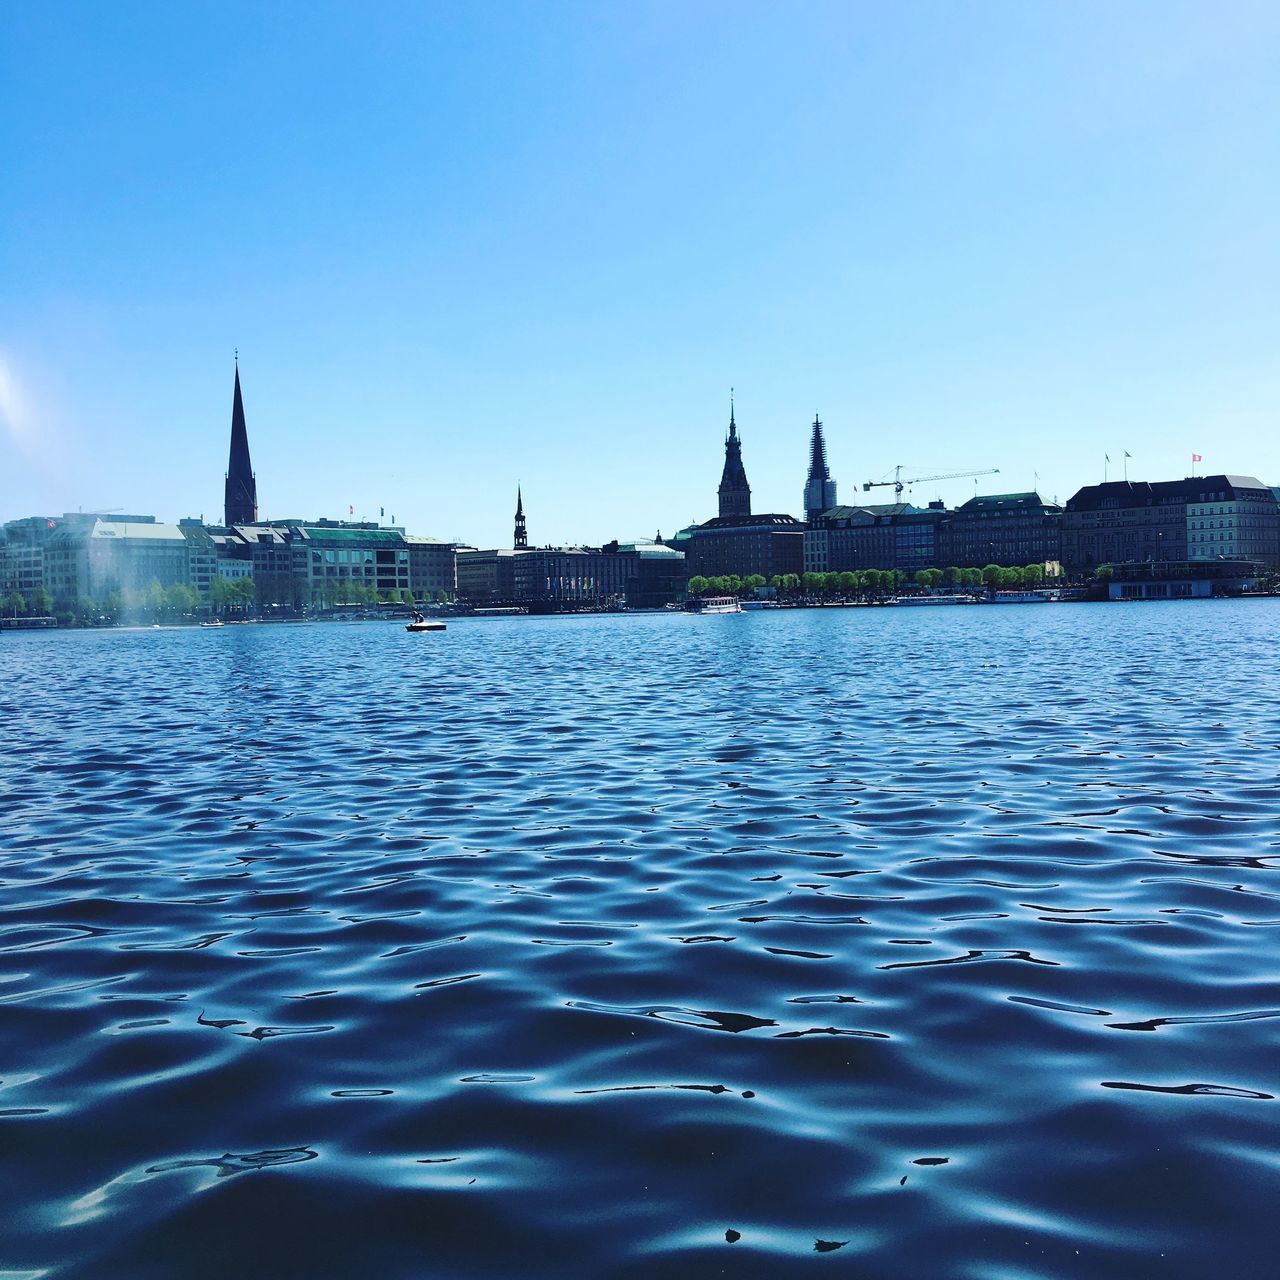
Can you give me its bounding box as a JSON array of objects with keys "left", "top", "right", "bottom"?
[
  {"left": 223, "top": 358, "right": 259, "bottom": 526},
  {"left": 717, "top": 394, "right": 752, "bottom": 519},
  {"left": 514, "top": 486, "right": 527, "bottom": 549},
  {"left": 803, "top": 413, "right": 837, "bottom": 524}
]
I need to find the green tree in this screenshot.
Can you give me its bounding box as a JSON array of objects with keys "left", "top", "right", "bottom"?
[
  {"left": 688, "top": 575, "right": 708, "bottom": 596},
  {"left": 802, "top": 572, "right": 824, "bottom": 595},
  {"left": 1023, "top": 563, "right": 1045, "bottom": 586},
  {"left": 31, "top": 585, "right": 53, "bottom": 615},
  {"left": 836, "top": 571, "right": 856, "bottom": 595},
  {"left": 1096, "top": 564, "right": 1114, "bottom": 582},
  {"left": 942, "top": 566, "right": 959, "bottom": 586},
  {"left": 914, "top": 569, "right": 931, "bottom": 589},
  {"left": 982, "top": 563, "right": 1003, "bottom": 588},
  {"left": 435, "top": 589, "right": 449, "bottom": 604},
  {"left": 4, "top": 591, "right": 25, "bottom": 618},
  {"left": 744, "top": 573, "right": 766, "bottom": 595},
  {"left": 164, "top": 583, "right": 193, "bottom": 620}
]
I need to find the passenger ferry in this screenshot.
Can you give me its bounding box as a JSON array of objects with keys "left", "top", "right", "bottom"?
[
  {"left": 688, "top": 595, "right": 743, "bottom": 614},
  {"left": 890, "top": 594, "right": 979, "bottom": 606}
]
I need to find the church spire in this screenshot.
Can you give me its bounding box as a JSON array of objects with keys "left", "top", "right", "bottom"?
[
  {"left": 717, "top": 392, "right": 751, "bottom": 519},
  {"left": 514, "top": 486, "right": 527, "bottom": 549},
  {"left": 803, "top": 412, "right": 837, "bottom": 524},
  {"left": 223, "top": 357, "right": 258, "bottom": 526}
]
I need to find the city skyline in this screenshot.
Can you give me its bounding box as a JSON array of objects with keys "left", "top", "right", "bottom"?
[{"left": 3, "top": 2, "right": 1278, "bottom": 547}]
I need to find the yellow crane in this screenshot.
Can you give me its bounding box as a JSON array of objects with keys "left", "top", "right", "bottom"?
[{"left": 863, "top": 466, "right": 1000, "bottom": 500}]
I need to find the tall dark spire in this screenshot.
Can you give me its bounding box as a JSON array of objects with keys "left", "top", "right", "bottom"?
[
  {"left": 803, "top": 413, "right": 837, "bottom": 524},
  {"left": 717, "top": 392, "right": 751, "bottom": 519},
  {"left": 223, "top": 357, "right": 258, "bottom": 526},
  {"left": 514, "top": 486, "right": 527, "bottom": 549}
]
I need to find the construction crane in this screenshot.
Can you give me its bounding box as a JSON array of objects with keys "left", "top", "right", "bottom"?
[{"left": 863, "top": 466, "right": 1000, "bottom": 500}]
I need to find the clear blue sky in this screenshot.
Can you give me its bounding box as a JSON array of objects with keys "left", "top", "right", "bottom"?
[{"left": 2, "top": 1, "right": 1277, "bottom": 547}]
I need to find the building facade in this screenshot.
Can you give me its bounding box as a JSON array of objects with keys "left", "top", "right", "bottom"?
[
  {"left": 687, "top": 513, "right": 805, "bottom": 580},
  {"left": 934, "top": 491, "right": 1063, "bottom": 569},
  {"left": 43, "top": 518, "right": 191, "bottom": 602},
  {"left": 406, "top": 535, "right": 459, "bottom": 600},
  {"left": 456, "top": 548, "right": 520, "bottom": 605},
  {"left": 1063, "top": 475, "right": 1279, "bottom": 574},
  {"left": 804, "top": 504, "right": 916, "bottom": 573}
]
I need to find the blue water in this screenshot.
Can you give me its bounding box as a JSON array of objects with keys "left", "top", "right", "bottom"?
[{"left": 2, "top": 603, "right": 1278, "bottom": 1278}]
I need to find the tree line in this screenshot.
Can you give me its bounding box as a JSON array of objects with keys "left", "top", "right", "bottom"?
[{"left": 687, "top": 563, "right": 1052, "bottom": 599}]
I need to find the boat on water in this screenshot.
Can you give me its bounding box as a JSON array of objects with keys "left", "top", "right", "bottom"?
[
  {"left": 406, "top": 611, "right": 447, "bottom": 632},
  {"left": 688, "top": 595, "right": 742, "bottom": 614},
  {"left": 984, "top": 591, "right": 1051, "bottom": 604},
  {"left": 200, "top": 620, "right": 224, "bottom": 628},
  {"left": 890, "top": 594, "right": 980, "bottom": 606}
]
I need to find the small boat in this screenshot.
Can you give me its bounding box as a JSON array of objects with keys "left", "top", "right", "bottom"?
[
  {"left": 406, "top": 614, "right": 446, "bottom": 632},
  {"left": 200, "top": 620, "right": 225, "bottom": 628},
  {"left": 688, "top": 595, "right": 742, "bottom": 615}
]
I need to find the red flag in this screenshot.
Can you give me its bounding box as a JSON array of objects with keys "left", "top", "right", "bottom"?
[{"left": 1192, "top": 453, "right": 1202, "bottom": 463}]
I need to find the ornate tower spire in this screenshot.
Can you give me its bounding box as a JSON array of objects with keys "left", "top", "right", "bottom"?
[
  {"left": 803, "top": 412, "right": 837, "bottom": 524},
  {"left": 514, "top": 486, "right": 527, "bottom": 549},
  {"left": 223, "top": 356, "right": 259, "bottom": 526},
  {"left": 717, "top": 391, "right": 751, "bottom": 519}
]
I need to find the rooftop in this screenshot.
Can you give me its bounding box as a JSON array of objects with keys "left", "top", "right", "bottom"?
[{"left": 696, "top": 512, "right": 803, "bottom": 531}]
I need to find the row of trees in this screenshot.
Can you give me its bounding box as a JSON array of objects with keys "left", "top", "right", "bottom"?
[
  {"left": 4, "top": 587, "right": 53, "bottom": 618},
  {"left": 688, "top": 563, "right": 1053, "bottom": 599}
]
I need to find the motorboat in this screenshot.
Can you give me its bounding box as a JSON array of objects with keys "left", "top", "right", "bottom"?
[{"left": 406, "top": 614, "right": 447, "bottom": 632}]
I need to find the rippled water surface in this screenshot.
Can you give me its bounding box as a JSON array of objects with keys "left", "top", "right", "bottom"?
[{"left": 3, "top": 603, "right": 1279, "bottom": 1278}]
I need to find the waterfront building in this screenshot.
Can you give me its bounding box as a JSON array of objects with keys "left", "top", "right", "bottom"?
[
  {"left": 178, "top": 519, "right": 219, "bottom": 597},
  {"left": 511, "top": 541, "right": 686, "bottom": 610},
  {"left": 293, "top": 523, "right": 411, "bottom": 605},
  {"left": 224, "top": 360, "right": 259, "bottom": 527},
  {"left": 803, "top": 503, "right": 918, "bottom": 573},
  {"left": 611, "top": 541, "right": 687, "bottom": 609},
  {"left": 0, "top": 519, "right": 49, "bottom": 597},
  {"left": 687, "top": 513, "right": 805, "bottom": 580},
  {"left": 1062, "top": 475, "right": 1279, "bottom": 574},
  {"left": 1105, "top": 559, "right": 1261, "bottom": 600},
  {"left": 803, "top": 414, "right": 838, "bottom": 525},
  {"left": 686, "top": 401, "right": 804, "bottom": 580},
  {"left": 44, "top": 517, "right": 191, "bottom": 602},
  {"left": 510, "top": 547, "right": 629, "bottom": 609},
  {"left": 457, "top": 548, "right": 522, "bottom": 605},
  {"left": 935, "top": 491, "right": 1063, "bottom": 569},
  {"left": 405, "top": 535, "right": 459, "bottom": 601},
  {"left": 895, "top": 504, "right": 950, "bottom": 572}
]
